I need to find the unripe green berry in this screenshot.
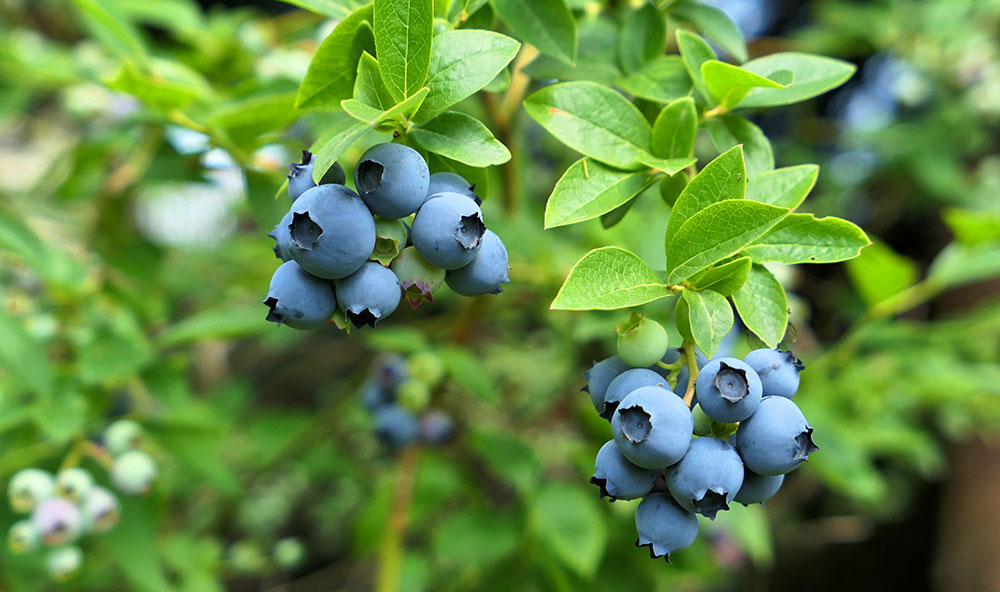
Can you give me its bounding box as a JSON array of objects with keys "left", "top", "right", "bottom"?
[
  {"left": 408, "top": 352, "right": 445, "bottom": 387},
  {"left": 391, "top": 247, "right": 445, "bottom": 308},
  {"left": 55, "top": 468, "right": 94, "bottom": 503},
  {"left": 111, "top": 450, "right": 157, "bottom": 495},
  {"left": 273, "top": 537, "right": 305, "bottom": 569},
  {"left": 8, "top": 520, "right": 39, "bottom": 554},
  {"left": 397, "top": 378, "right": 431, "bottom": 412},
  {"left": 371, "top": 217, "right": 409, "bottom": 266},
  {"left": 616, "top": 312, "right": 668, "bottom": 368},
  {"left": 8, "top": 468, "right": 54, "bottom": 513},
  {"left": 46, "top": 546, "right": 83, "bottom": 582},
  {"left": 82, "top": 486, "right": 120, "bottom": 532},
  {"left": 104, "top": 419, "right": 144, "bottom": 455}
]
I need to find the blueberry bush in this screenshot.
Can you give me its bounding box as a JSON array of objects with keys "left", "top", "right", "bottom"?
[{"left": 1, "top": 0, "right": 999, "bottom": 590}]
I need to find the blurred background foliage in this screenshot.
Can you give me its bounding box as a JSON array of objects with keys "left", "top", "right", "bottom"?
[{"left": 0, "top": 0, "right": 998, "bottom": 590}]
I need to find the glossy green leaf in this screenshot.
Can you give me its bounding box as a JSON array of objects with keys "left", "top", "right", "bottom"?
[
  {"left": 521, "top": 16, "right": 620, "bottom": 86},
  {"left": 551, "top": 247, "right": 671, "bottom": 310},
  {"left": 651, "top": 96, "right": 698, "bottom": 159},
  {"left": 928, "top": 242, "right": 1000, "bottom": 290},
  {"left": 675, "top": 29, "right": 716, "bottom": 103},
  {"left": 742, "top": 214, "right": 870, "bottom": 264},
  {"left": 738, "top": 52, "right": 856, "bottom": 108},
  {"left": 532, "top": 483, "right": 607, "bottom": 577},
  {"left": 845, "top": 239, "right": 918, "bottom": 308},
  {"left": 682, "top": 288, "right": 734, "bottom": 357},
  {"left": 616, "top": 55, "right": 693, "bottom": 103},
  {"left": 665, "top": 145, "right": 745, "bottom": 242},
  {"left": 674, "top": 296, "right": 693, "bottom": 342},
  {"left": 296, "top": 5, "right": 375, "bottom": 109},
  {"left": 745, "top": 164, "right": 819, "bottom": 209},
  {"left": 544, "top": 158, "right": 658, "bottom": 228},
  {"left": 669, "top": 0, "right": 747, "bottom": 63},
  {"left": 492, "top": 0, "right": 577, "bottom": 65},
  {"left": 706, "top": 114, "right": 774, "bottom": 177},
  {"left": 409, "top": 111, "right": 511, "bottom": 166},
  {"left": 414, "top": 29, "right": 520, "bottom": 122},
  {"left": 731, "top": 264, "right": 788, "bottom": 347},
  {"left": 701, "top": 60, "right": 785, "bottom": 109},
  {"left": 432, "top": 507, "right": 521, "bottom": 568},
  {"left": 685, "top": 256, "right": 752, "bottom": 296},
  {"left": 374, "top": 0, "right": 434, "bottom": 101},
  {"left": 276, "top": 0, "right": 358, "bottom": 18},
  {"left": 942, "top": 208, "right": 1000, "bottom": 246},
  {"left": 618, "top": 2, "right": 666, "bottom": 72},
  {"left": 666, "top": 200, "right": 790, "bottom": 284},
  {"left": 354, "top": 52, "right": 394, "bottom": 109},
  {"left": 70, "top": 0, "right": 147, "bottom": 57}
]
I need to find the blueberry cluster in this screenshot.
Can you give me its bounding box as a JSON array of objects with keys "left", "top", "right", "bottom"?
[
  {"left": 586, "top": 345, "right": 816, "bottom": 563},
  {"left": 5, "top": 420, "right": 158, "bottom": 580},
  {"left": 361, "top": 353, "right": 456, "bottom": 449},
  {"left": 265, "top": 146, "right": 510, "bottom": 331}
]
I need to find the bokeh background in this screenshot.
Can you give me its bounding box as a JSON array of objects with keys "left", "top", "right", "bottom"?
[{"left": 1, "top": 0, "right": 999, "bottom": 590}]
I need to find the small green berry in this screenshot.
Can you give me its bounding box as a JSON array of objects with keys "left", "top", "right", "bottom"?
[
  {"left": 8, "top": 468, "right": 55, "bottom": 513},
  {"left": 371, "top": 217, "right": 409, "bottom": 266},
  {"left": 408, "top": 352, "right": 445, "bottom": 386},
  {"left": 55, "top": 468, "right": 94, "bottom": 503},
  {"left": 8, "top": 520, "right": 39, "bottom": 554},
  {"left": 273, "top": 537, "right": 305, "bottom": 569},
  {"left": 82, "top": 486, "right": 120, "bottom": 532},
  {"left": 229, "top": 539, "right": 267, "bottom": 574},
  {"left": 397, "top": 379, "right": 431, "bottom": 412},
  {"left": 104, "top": 419, "right": 144, "bottom": 455},
  {"left": 46, "top": 546, "right": 83, "bottom": 582},
  {"left": 616, "top": 312, "right": 668, "bottom": 368},
  {"left": 111, "top": 450, "right": 157, "bottom": 495},
  {"left": 31, "top": 498, "right": 81, "bottom": 546}
]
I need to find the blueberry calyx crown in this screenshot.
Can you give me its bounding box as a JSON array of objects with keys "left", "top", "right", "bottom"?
[
  {"left": 714, "top": 362, "right": 749, "bottom": 403},
  {"left": 290, "top": 212, "right": 322, "bottom": 250},
  {"left": 456, "top": 214, "right": 485, "bottom": 250},
  {"left": 619, "top": 405, "right": 652, "bottom": 443},
  {"left": 692, "top": 489, "right": 729, "bottom": 520},
  {"left": 793, "top": 427, "right": 819, "bottom": 460},
  {"left": 287, "top": 150, "right": 313, "bottom": 178}
]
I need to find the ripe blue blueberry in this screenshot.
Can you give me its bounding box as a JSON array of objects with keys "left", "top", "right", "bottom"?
[
  {"left": 665, "top": 436, "right": 744, "bottom": 520},
  {"left": 695, "top": 358, "right": 763, "bottom": 423},
  {"left": 583, "top": 355, "right": 630, "bottom": 414},
  {"left": 31, "top": 498, "right": 82, "bottom": 545},
  {"left": 373, "top": 353, "right": 408, "bottom": 389},
  {"left": 268, "top": 210, "right": 295, "bottom": 261},
  {"left": 411, "top": 192, "right": 486, "bottom": 269},
  {"left": 360, "top": 378, "right": 395, "bottom": 412},
  {"left": 288, "top": 184, "right": 376, "bottom": 279},
  {"left": 55, "top": 468, "right": 94, "bottom": 503},
  {"left": 264, "top": 260, "right": 338, "bottom": 330},
  {"left": 391, "top": 246, "right": 446, "bottom": 308},
  {"left": 733, "top": 471, "right": 784, "bottom": 506},
  {"left": 602, "top": 368, "right": 670, "bottom": 421},
  {"left": 634, "top": 493, "right": 698, "bottom": 563},
  {"left": 616, "top": 314, "right": 669, "bottom": 369},
  {"left": 427, "top": 171, "right": 480, "bottom": 205},
  {"left": 8, "top": 520, "right": 38, "bottom": 554},
  {"left": 735, "top": 396, "right": 819, "bottom": 475},
  {"left": 82, "top": 486, "right": 120, "bottom": 532},
  {"left": 611, "top": 386, "right": 693, "bottom": 469},
  {"left": 590, "top": 440, "right": 659, "bottom": 501},
  {"left": 8, "top": 468, "right": 55, "bottom": 513},
  {"left": 355, "top": 143, "right": 430, "bottom": 218},
  {"left": 374, "top": 405, "right": 420, "bottom": 448},
  {"left": 103, "top": 419, "right": 143, "bottom": 456},
  {"left": 320, "top": 161, "right": 346, "bottom": 186},
  {"left": 111, "top": 450, "right": 158, "bottom": 495},
  {"left": 743, "top": 348, "right": 804, "bottom": 398},
  {"left": 334, "top": 261, "right": 402, "bottom": 328},
  {"left": 46, "top": 545, "right": 84, "bottom": 582},
  {"left": 287, "top": 150, "right": 316, "bottom": 202},
  {"left": 419, "top": 410, "right": 455, "bottom": 445},
  {"left": 445, "top": 230, "right": 510, "bottom": 296}
]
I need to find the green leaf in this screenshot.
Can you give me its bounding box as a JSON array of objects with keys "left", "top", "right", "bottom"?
[
  {"left": 737, "top": 52, "right": 856, "bottom": 108},
  {"left": 942, "top": 208, "right": 1000, "bottom": 246},
  {"left": 616, "top": 55, "right": 693, "bottom": 103},
  {"left": 296, "top": 5, "right": 375, "bottom": 109},
  {"left": 104, "top": 497, "right": 173, "bottom": 592},
  {"left": 432, "top": 507, "right": 521, "bottom": 568},
  {"left": 524, "top": 81, "right": 654, "bottom": 170},
  {"left": 636, "top": 154, "right": 697, "bottom": 175},
  {"left": 651, "top": 96, "right": 698, "bottom": 159},
  {"left": 712, "top": 503, "right": 773, "bottom": 567},
  {"left": 491, "top": 0, "right": 577, "bottom": 65},
  {"left": 706, "top": 115, "right": 773, "bottom": 177},
  {"left": 685, "top": 256, "right": 752, "bottom": 296},
  {"left": 440, "top": 346, "right": 498, "bottom": 400},
  {"left": 666, "top": 200, "right": 790, "bottom": 284},
  {"left": 157, "top": 307, "right": 267, "bottom": 348},
  {"left": 551, "top": 247, "right": 671, "bottom": 310},
  {"left": 342, "top": 98, "right": 387, "bottom": 122},
  {"left": 483, "top": 67, "right": 511, "bottom": 93},
  {"left": 413, "top": 30, "right": 520, "bottom": 122},
  {"left": 544, "top": 158, "right": 658, "bottom": 228},
  {"left": 682, "top": 289, "right": 734, "bottom": 357},
  {"left": 665, "top": 145, "right": 745, "bottom": 242},
  {"left": 532, "top": 483, "right": 607, "bottom": 577},
  {"left": 69, "top": 0, "right": 147, "bottom": 58},
  {"left": 276, "top": 0, "right": 358, "bottom": 18},
  {"left": 845, "top": 239, "right": 918, "bottom": 308},
  {"left": 599, "top": 195, "right": 640, "bottom": 229},
  {"left": 674, "top": 296, "right": 693, "bottom": 341},
  {"left": 731, "top": 264, "right": 788, "bottom": 347},
  {"left": 0, "top": 309, "right": 53, "bottom": 395},
  {"left": 745, "top": 164, "right": 819, "bottom": 209},
  {"left": 354, "top": 52, "right": 394, "bottom": 109},
  {"left": 618, "top": 2, "right": 666, "bottom": 72},
  {"left": 928, "top": 242, "right": 1000, "bottom": 290},
  {"left": 701, "top": 60, "right": 785, "bottom": 110},
  {"left": 675, "top": 29, "right": 716, "bottom": 104},
  {"left": 409, "top": 111, "right": 511, "bottom": 166},
  {"left": 374, "top": 0, "right": 434, "bottom": 101},
  {"left": 742, "top": 214, "right": 870, "bottom": 264},
  {"left": 669, "top": 0, "right": 747, "bottom": 63},
  {"left": 106, "top": 62, "right": 206, "bottom": 111}
]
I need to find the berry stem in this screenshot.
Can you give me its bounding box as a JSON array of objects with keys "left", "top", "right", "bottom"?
[
  {"left": 681, "top": 341, "right": 699, "bottom": 408},
  {"left": 656, "top": 359, "right": 684, "bottom": 373},
  {"left": 83, "top": 442, "right": 115, "bottom": 470},
  {"left": 57, "top": 438, "right": 86, "bottom": 473},
  {"left": 375, "top": 445, "right": 421, "bottom": 592}
]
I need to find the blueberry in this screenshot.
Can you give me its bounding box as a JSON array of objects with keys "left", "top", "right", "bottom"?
[
  {"left": 590, "top": 440, "right": 659, "bottom": 501},
  {"left": 8, "top": 520, "right": 39, "bottom": 554},
  {"left": 445, "top": 230, "right": 510, "bottom": 296},
  {"left": 397, "top": 378, "right": 431, "bottom": 411},
  {"left": 371, "top": 217, "right": 410, "bottom": 266},
  {"left": 360, "top": 378, "right": 395, "bottom": 412},
  {"left": 734, "top": 396, "right": 818, "bottom": 475},
  {"left": 355, "top": 143, "right": 430, "bottom": 218},
  {"left": 611, "top": 386, "right": 693, "bottom": 469},
  {"left": 287, "top": 150, "right": 316, "bottom": 202},
  {"left": 374, "top": 405, "right": 420, "bottom": 447},
  {"left": 617, "top": 313, "right": 668, "bottom": 369},
  {"left": 8, "top": 468, "right": 55, "bottom": 513},
  {"left": 733, "top": 471, "right": 784, "bottom": 506},
  {"left": 334, "top": 261, "right": 402, "bottom": 328},
  {"left": 268, "top": 210, "right": 295, "bottom": 261},
  {"left": 655, "top": 348, "right": 708, "bottom": 397},
  {"left": 288, "top": 184, "right": 376, "bottom": 279},
  {"left": 602, "top": 368, "right": 670, "bottom": 421},
  {"left": 634, "top": 493, "right": 698, "bottom": 563},
  {"left": 427, "top": 171, "right": 481, "bottom": 205},
  {"left": 743, "top": 348, "right": 804, "bottom": 398},
  {"left": 391, "top": 246, "right": 446, "bottom": 308},
  {"left": 373, "top": 353, "right": 408, "bottom": 389},
  {"left": 411, "top": 192, "right": 486, "bottom": 269},
  {"left": 583, "top": 355, "right": 630, "bottom": 414},
  {"left": 408, "top": 352, "right": 445, "bottom": 386},
  {"left": 111, "top": 450, "right": 157, "bottom": 495},
  {"left": 264, "top": 260, "right": 338, "bottom": 330},
  {"left": 321, "top": 161, "right": 347, "bottom": 186},
  {"left": 55, "top": 468, "right": 94, "bottom": 503},
  {"left": 419, "top": 409, "right": 455, "bottom": 445},
  {"left": 695, "top": 358, "right": 763, "bottom": 423},
  {"left": 46, "top": 545, "right": 83, "bottom": 582},
  {"left": 31, "top": 498, "right": 82, "bottom": 545},
  {"left": 273, "top": 537, "right": 305, "bottom": 569},
  {"left": 82, "top": 486, "right": 120, "bottom": 532},
  {"left": 665, "top": 436, "right": 744, "bottom": 520},
  {"left": 103, "top": 419, "right": 143, "bottom": 456}
]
